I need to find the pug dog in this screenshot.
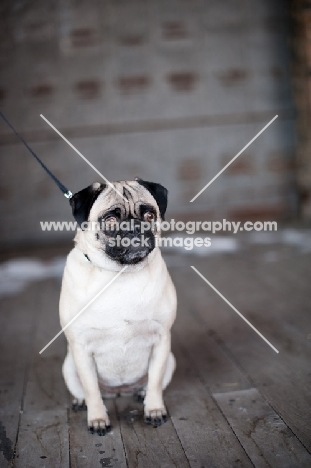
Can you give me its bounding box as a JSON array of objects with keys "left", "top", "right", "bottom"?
[{"left": 59, "top": 178, "right": 177, "bottom": 435}]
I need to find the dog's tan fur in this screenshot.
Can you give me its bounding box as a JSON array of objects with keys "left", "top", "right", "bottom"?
[{"left": 60, "top": 180, "right": 177, "bottom": 432}]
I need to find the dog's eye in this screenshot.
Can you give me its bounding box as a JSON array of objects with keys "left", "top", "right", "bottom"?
[
  {"left": 143, "top": 211, "right": 155, "bottom": 222},
  {"left": 104, "top": 216, "right": 118, "bottom": 227}
]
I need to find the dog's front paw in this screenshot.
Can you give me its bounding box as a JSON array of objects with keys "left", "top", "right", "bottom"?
[
  {"left": 87, "top": 403, "right": 111, "bottom": 436},
  {"left": 88, "top": 418, "right": 111, "bottom": 436},
  {"left": 144, "top": 407, "right": 168, "bottom": 427}
]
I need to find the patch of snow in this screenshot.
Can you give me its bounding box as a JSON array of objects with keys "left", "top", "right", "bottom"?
[
  {"left": 280, "top": 229, "right": 311, "bottom": 252},
  {"left": 163, "top": 235, "right": 239, "bottom": 256},
  {"left": 247, "top": 231, "right": 279, "bottom": 244},
  {"left": 0, "top": 257, "right": 66, "bottom": 298},
  {"left": 247, "top": 229, "right": 311, "bottom": 253}
]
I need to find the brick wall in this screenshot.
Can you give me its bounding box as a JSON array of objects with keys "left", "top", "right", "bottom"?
[{"left": 0, "top": 0, "right": 296, "bottom": 247}]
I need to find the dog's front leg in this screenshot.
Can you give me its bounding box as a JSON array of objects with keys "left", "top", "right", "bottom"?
[
  {"left": 144, "top": 332, "right": 170, "bottom": 427},
  {"left": 70, "top": 344, "right": 110, "bottom": 435}
]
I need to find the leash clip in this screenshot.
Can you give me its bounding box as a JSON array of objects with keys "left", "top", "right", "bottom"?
[{"left": 64, "top": 190, "right": 73, "bottom": 199}]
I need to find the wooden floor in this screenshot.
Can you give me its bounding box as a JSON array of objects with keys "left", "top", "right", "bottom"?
[{"left": 1, "top": 238, "right": 311, "bottom": 467}]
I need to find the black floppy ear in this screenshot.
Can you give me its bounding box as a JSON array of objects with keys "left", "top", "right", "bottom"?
[
  {"left": 70, "top": 182, "right": 106, "bottom": 227},
  {"left": 135, "top": 178, "right": 168, "bottom": 219}
]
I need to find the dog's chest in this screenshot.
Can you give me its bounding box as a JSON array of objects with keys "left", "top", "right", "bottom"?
[
  {"left": 73, "top": 285, "right": 162, "bottom": 340},
  {"left": 84, "top": 316, "right": 162, "bottom": 356},
  {"left": 61, "top": 250, "right": 171, "bottom": 352}
]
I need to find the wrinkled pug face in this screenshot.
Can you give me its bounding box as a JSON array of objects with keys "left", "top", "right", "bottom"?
[{"left": 70, "top": 178, "right": 168, "bottom": 269}]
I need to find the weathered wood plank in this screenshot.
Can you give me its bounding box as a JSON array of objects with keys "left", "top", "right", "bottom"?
[
  {"left": 214, "top": 388, "right": 311, "bottom": 468},
  {"left": 115, "top": 395, "right": 190, "bottom": 468},
  {"left": 166, "top": 338, "right": 253, "bottom": 468},
  {"left": 250, "top": 256, "right": 311, "bottom": 387},
  {"left": 14, "top": 279, "right": 70, "bottom": 468},
  {"left": 69, "top": 398, "right": 127, "bottom": 468},
  {"left": 184, "top": 259, "right": 311, "bottom": 453},
  {"left": 211, "top": 314, "right": 311, "bottom": 454},
  {"left": 0, "top": 284, "right": 39, "bottom": 467},
  {"left": 1, "top": 242, "right": 311, "bottom": 467},
  {"left": 167, "top": 272, "right": 255, "bottom": 467},
  {"left": 171, "top": 295, "right": 252, "bottom": 395}
]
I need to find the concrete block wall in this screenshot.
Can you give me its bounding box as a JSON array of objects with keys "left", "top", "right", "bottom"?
[{"left": 0, "top": 0, "right": 296, "bottom": 247}]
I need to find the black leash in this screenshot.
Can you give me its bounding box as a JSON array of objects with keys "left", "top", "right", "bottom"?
[{"left": 0, "top": 110, "right": 72, "bottom": 199}]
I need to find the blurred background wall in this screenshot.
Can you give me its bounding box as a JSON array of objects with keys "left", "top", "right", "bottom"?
[
  {"left": 0, "top": 0, "right": 300, "bottom": 248},
  {"left": 290, "top": 0, "right": 311, "bottom": 219}
]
